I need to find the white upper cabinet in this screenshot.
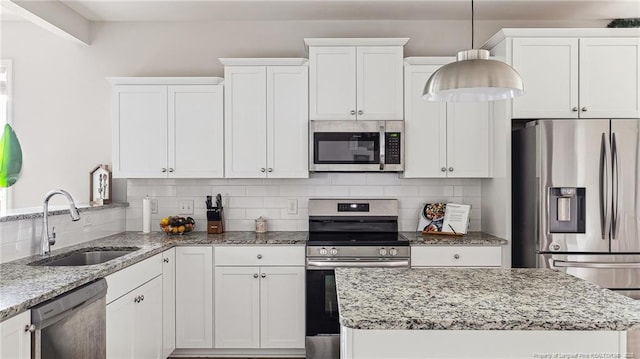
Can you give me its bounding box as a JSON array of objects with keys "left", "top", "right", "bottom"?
[
  {"left": 403, "top": 59, "right": 492, "bottom": 178},
  {"left": 306, "top": 38, "right": 408, "bottom": 121},
  {"left": 505, "top": 33, "right": 640, "bottom": 119},
  {"left": 222, "top": 59, "right": 309, "bottom": 179},
  {"left": 110, "top": 77, "right": 224, "bottom": 178}
]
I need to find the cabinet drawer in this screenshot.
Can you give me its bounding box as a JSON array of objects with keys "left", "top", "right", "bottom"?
[
  {"left": 215, "top": 246, "right": 304, "bottom": 266},
  {"left": 411, "top": 246, "right": 502, "bottom": 267},
  {"left": 106, "top": 252, "right": 163, "bottom": 304}
]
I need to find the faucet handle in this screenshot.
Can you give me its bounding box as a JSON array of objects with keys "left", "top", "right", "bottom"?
[{"left": 50, "top": 226, "right": 56, "bottom": 246}]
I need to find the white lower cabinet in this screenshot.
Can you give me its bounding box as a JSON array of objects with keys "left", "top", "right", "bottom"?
[
  {"left": 175, "top": 246, "right": 213, "bottom": 348},
  {"left": 162, "top": 248, "right": 176, "bottom": 357},
  {"left": 0, "top": 311, "right": 30, "bottom": 359},
  {"left": 411, "top": 246, "right": 502, "bottom": 267},
  {"left": 214, "top": 246, "right": 305, "bottom": 350},
  {"left": 106, "top": 275, "right": 163, "bottom": 359}
]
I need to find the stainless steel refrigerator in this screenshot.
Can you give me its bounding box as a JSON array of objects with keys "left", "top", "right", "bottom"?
[{"left": 512, "top": 119, "right": 640, "bottom": 296}]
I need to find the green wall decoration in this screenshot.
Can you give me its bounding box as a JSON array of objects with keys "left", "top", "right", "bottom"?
[{"left": 0, "top": 124, "right": 23, "bottom": 188}]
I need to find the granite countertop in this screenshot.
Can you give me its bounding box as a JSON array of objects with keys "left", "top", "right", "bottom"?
[
  {"left": 335, "top": 267, "right": 640, "bottom": 331},
  {"left": 0, "top": 202, "right": 129, "bottom": 223},
  {"left": 401, "top": 231, "right": 507, "bottom": 245},
  {"left": 0, "top": 231, "right": 307, "bottom": 322}
]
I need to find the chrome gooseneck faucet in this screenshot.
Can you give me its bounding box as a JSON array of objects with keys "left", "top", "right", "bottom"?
[{"left": 41, "top": 189, "right": 80, "bottom": 256}]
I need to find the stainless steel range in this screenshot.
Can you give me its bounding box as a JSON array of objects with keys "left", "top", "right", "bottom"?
[{"left": 305, "top": 199, "right": 409, "bottom": 359}]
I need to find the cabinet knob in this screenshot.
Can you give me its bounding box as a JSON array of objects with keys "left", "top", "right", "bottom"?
[
  {"left": 24, "top": 324, "right": 36, "bottom": 333},
  {"left": 161, "top": 168, "right": 167, "bottom": 173},
  {"left": 453, "top": 254, "right": 460, "bottom": 259},
  {"left": 140, "top": 295, "right": 144, "bottom": 301},
  {"left": 260, "top": 168, "right": 266, "bottom": 172},
  {"left": 163, "top": 258, "right": 169, "bottom": 263},
  {"left": 350, "top": 110, "right": 356, "bottom": 115},
  {"left": 134, "top": 296, "right": 139, "bottom": 303},
  {"left": 441, "top": 167, "right": 447, "bottom": 172},
  {"left": 267, "top": 168, "right": 273, "bottom": 172},
  {"left": 572, "top": 107, "right": 578, "bottom": 112},
  {"left": 357, "top": 110, "right": 363, "bottom": 115},
  {"left": 261, "top": 273, "right": 266, "bottom": 278},
  {"left": 168, "top": 168, "right": 174, "bottom": 173},
  {"left": 581, "top": 107, "right": 588, "bottom": 112},
  {"left": 253, "top": 273, "right": 259, "bottom": 278},
  {"left": 257, "top": 254, "right": 263, "bottom": 259},
  {"left": 448, "top": 167, "right": 454, "bottom": 172}
]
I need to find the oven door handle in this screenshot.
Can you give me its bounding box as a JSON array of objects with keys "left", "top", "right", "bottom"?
[
  {"left": 553, "top": 259, "right": 640, "bottom": 269},
  {"left": 306, "top": 259, "right": 410, "bottom": 269}
]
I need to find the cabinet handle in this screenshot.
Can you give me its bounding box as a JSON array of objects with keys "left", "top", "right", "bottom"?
[
  {"left": 572, "top": 107, "right": 578, "bottom": 112},
  {"left": 441, "top": 167, "right": 446, "bottom": 172},
  {"left": 161, "top": 168, "right": 167, "bottom": 173},
  {"left": 257, "top": 254, "right": 263, "bottom": 259},
  {"left": 260, "top": 168, "right": 266, "bottom": 172},
  {"left": 350, "top": 110, "right": 356, "bottom": 115},
  {"left": 140, "top": 295, "right": 144, "bottom": 302},
  {"left": 357, "top": 110, "right": 363, "bottom": 115},
  {"left": 168, "top": 168, "right": 174, "bottom": 173},
  {"left": 448, "top": 167, "right": 454, "bottom": 172},
  {"left": 261, "top": 273, "right": 266, "bottom": 278},
  {"left": 163, "top": 258, "right": 169, "bottom": 263},
  {"left": 134, "top": 296, "right": 139, "bottom": 303},
  {"left": 581, "top": 107, "right": 588, "bottom": 112},
  {"left": 267, "top": 168, "right": 273, "bottom": 172},
  {"left": 453, "top": 254, "right": 460, "bottom": 259},
  {"left": 24, "top": 324, "right": 36, "bottom": 333},
  {"left": 253, "top": 273, "right": 259, "bottom": 278}
]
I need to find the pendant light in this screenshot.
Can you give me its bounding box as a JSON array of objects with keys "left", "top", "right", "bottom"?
[{"left": 422, "top": 0, "right": 524, "bottom": 102}]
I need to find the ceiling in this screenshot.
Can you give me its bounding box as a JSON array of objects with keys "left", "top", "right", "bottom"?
[{"left": 3, "top": 0, "right": 639, "bottom": 22}]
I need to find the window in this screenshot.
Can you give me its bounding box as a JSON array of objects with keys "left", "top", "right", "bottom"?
[{"left": 0, "top": 60, "right": 12, "bottom": 215}]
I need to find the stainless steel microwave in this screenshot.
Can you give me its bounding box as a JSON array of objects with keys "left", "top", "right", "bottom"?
[{"left": 309, "top": 120, "right": 404, "bottom": 172}]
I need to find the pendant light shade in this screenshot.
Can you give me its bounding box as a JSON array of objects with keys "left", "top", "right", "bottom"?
[
  {"left": 422, "top": 0, "right": 524, "bottom": 102},
  {"left": 422, "top": 49, "right": 524, "bottom": 102}
]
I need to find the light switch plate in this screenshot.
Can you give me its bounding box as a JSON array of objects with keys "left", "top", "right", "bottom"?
[
  {"left": 287, "top": 199, "right": 298, "bottom": 214},
  {"left": 178, "top": 199, "right": 194, "bottom": 215},
  {"left": 150, "top": 199, "right": 158, "bottom": 214}
]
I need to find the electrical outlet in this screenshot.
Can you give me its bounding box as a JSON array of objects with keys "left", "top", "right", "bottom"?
[
  {"left": 287, "top": 199, "right": 298, "bottom": 215},
  {"left": 150, "top": 199, "right": 158, "bottom": 214},
  {"left": 83, "top": 214, "right": 92, "bottom": 227},
  {"left": 178, "top": 200, "right": 194, "bottom": 215}
]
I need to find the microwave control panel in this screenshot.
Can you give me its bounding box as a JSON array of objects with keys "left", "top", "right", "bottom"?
[{"left": 385, "top": 133, "right": 401, "bottom": 164}]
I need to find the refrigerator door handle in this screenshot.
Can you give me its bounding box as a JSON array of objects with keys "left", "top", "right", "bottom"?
[
  {"left": 599, "top": 133, "right": 612, "bottom": 241},
  {"left": 611, "top": 132, "right": 619, "bottom": 240},
  {"left": 553, "top": 259, "right": 640, "bottom": 269}
]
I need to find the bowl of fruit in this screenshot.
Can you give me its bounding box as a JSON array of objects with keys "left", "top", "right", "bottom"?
[{"left": 160, "top": 216, "right": 195, "bottom": 235}]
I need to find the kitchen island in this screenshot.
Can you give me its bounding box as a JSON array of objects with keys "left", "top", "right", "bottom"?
[{"left": 335, "top": 268, "right": 640, "bottom": 358}]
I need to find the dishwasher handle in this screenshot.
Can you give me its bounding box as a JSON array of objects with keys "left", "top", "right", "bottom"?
[{"left": 31, "top": 278, "right": 107, "bottom": 329}]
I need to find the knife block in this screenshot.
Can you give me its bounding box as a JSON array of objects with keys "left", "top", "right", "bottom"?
[{"left": 207, "top": 221, "right": 224, "bottom": 234}]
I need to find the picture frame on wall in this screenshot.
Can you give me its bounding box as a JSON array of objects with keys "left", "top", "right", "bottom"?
[{"left": 90, "top": 164, "right": 112, "bottom": 205}]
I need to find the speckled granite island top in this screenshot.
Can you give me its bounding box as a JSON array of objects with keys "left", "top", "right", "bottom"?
[
  {"left": 335, "top": 268, "right": 640, "bottom": 331},
  {"left": 0, "top": 231, "right": 307, "bottom": 321},
  {"left": 401, "top": 231, "right": 507, "bottom": 245}
]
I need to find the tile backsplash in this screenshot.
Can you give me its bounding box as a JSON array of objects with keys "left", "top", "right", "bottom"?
[
  {"left": 126, "top": 173, "right": 482, "bottom": 232},
  {"left": 0, "top": 207, "right": 126, "bottom": 264}
]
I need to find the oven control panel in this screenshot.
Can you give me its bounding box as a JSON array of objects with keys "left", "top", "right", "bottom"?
[
  {"left": 306, "top": 246, "right": 410, "bottom": 258},
  {"left": 337, "top": 203, "right": 370, "bottom": 212}
]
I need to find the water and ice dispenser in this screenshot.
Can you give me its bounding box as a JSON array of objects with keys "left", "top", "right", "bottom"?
[{"left": 548, "top": 187, "right": 586, "bottom": 233}]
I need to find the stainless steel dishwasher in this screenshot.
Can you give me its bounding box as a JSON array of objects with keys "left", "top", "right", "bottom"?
[{"left": 30, "top": 278, "right": 107, "bottom": 359}]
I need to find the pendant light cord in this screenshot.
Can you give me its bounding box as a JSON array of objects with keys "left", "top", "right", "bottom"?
[{"left": 471, "top": 0, "right": 474, "bottom": 49}]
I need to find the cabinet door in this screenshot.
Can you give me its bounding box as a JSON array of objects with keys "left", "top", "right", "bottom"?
[
  {"left": 133, "top": 276, "right": 163, "bottom": 359},
  {"left": 0, "top": 311, "right": 30, "bottom": 359},
  {"left": 107, "top": 289, "right": 136, "bottom": 358},
  {"left": 214, "top": 266, "right": 260, "bottom": 348},
  {"left": 356, "top": 46, "right": 404, "bottom": 121},
  {"left": 112, "top": 85, "right": 168, "bottom": 178},
  {"left": 176, "top": 246, "right": 213, "bottom": 348},
  {"left": 403, "top": 64, "right": 447, "bottom": 178},
  {"left": 162, "top": 248, "right": 176, "bottom": 358},
  {"left": 309, "top": 46, "right": 357, "bottom": 120},
  {"left": 224, "top": 66, "right": 268, "bottom": 178},
  {"left": 512, "top": 38, "right": 579, "bottom": 118},
  {"left": 260, "top": 266, "right": 305, "bottom": 349},
  {"left": 168, "top": 85, "right": 224, "bottom": 178},
  {"left": 446, "top": 102, "right": 492, "bottom": 178},
  {"left": 580, "top": 38, "right": 640, "bottom": 118},
  {"left": 266, "top": 66, "right": 309, "bottom": 178}
]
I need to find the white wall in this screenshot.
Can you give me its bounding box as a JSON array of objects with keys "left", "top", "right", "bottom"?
[
  {"left": 126, "top": 173, "right": 482, "bottom": 232},
  {"left": 0, "top": 18, "right": 607, "bottom": 208}
]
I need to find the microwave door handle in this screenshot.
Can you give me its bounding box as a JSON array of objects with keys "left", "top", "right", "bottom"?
[{"left": 379, "top": 125, "right": 385, "bottom": 171}]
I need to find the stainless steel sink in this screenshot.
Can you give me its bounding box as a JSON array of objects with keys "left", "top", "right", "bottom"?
[{"left": 30, "top": 247, "right": 140, "bottom": 267}]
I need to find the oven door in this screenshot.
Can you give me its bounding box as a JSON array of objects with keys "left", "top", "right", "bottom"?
[{"left": 306, "top": 268, "right": 340, "bottom": 359}]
